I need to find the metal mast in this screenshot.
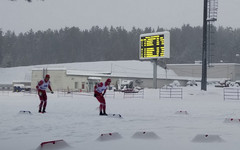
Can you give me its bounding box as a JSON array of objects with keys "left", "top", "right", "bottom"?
[
  {"left": 201, "top": 0, "right": 208, "bottom": 91},
  {"left": 201, "top": 0, "right": 218, "bottom": 91},
  {"left": 207, "top": 0, "right": 218, "bottom": 66}
]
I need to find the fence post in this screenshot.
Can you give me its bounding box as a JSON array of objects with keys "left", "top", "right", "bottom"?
[
  {"left": 223, "top": 88, "right": 225, "bottom": 101},
  {"left": 159, "top": 89, "right": 161, "bottom": 99},
  {"left": 238, "top": 88, "right": 240, "bottom": 100},
  {"left": 181, "top": 88, "right": 183, "bottom": 99},
  {"left": 170, "top": 88, "right": 172, "bottom": 98}
]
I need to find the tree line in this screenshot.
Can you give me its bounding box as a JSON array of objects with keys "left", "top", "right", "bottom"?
[{"left": 0, "top": 25, "right": 240, "bottom": 67}]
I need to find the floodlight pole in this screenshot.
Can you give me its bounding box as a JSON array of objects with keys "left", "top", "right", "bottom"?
[
  {"left": 201, "top": 0, "right": 208, "bottom": 91},
  {"left": 153, "top": 59, "right": 157, "bottom": 89}
]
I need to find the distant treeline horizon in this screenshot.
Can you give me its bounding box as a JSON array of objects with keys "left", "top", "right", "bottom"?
[{"left": 0, "top": 24, "right": 240, "bottom": 68}]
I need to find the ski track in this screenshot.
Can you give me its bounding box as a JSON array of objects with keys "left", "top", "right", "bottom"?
[{"left": 1, "top": 86, "right": 240, "bottom": 150}]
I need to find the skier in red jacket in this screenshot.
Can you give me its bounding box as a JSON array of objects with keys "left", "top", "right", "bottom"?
[
  {"left": 94, "top": 78, "right": 111, "bottom": 116},
  {"left": 36, "top": 74, "right": 54, "bottom": 113}
]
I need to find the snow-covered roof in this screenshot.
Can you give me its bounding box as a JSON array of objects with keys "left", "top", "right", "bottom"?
[
  {"left": 88, "top": 77, "right": 102, "bottom": 80},
  {"left": 13, "top": 84, "right": 24, "bottom": 87},
  {"left": 167, "top": 63, "right": 240, "bottom": 66},
  {"left": 64, "top": 60, "right": 179, "bottom": 79},
  {"left": 2, "top": 60, "right": 236, "bottom": 85},
  {"left": 0, "top": 60, "right": 179, "bottom": 84},
  {"left": 32, "top": 67, "right": 67, "bottom": 71}
]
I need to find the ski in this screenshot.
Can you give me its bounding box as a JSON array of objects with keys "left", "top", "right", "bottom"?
[
  {"left": 19, "top": 110, "right": 32, "bottom": 114},
  {"left": 107, "top": 114, "right": 122, "bottom": 118}
]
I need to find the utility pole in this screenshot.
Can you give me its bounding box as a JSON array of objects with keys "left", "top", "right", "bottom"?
[
  {"left": 201, "top": 0, "right": 208, "bottom": 91},
  {"left": 153, "top": 59, "right": 157, "bottom": 89}
]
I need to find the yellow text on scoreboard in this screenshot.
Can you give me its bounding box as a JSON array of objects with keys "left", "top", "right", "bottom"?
[{"left": 139, "top": 31, "right": 170, "bottom": 59}]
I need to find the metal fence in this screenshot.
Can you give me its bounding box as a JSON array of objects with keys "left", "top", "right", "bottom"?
[
  {"left": 159, "top": 88, "right": 183, "bottom": 99},
  {"left": 23, "top": 90, "right": 37, "bottom": 96},
  {"left": 0, "top": 90, "right": 11, "bottom": 96},
  {"left": 123, "top": 89, "right": 144, "bottom": 99},
  {"left": 57, "top": 89, "right": 73, "bottom": 98},
  {"left": 105, "top": 91, "right": 115, "bottom": 98},
  {"left": 223, "top": 88, "right": 240, "bottom": 100}
]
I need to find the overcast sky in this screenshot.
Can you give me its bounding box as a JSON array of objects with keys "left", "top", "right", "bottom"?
[{"left": 0, "top": 0, "right": 240, "bottom": 34}]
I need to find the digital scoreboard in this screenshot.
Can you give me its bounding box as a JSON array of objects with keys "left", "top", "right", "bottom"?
[{"left": 139, "top": 31, "right": 170, "bottom": 59}]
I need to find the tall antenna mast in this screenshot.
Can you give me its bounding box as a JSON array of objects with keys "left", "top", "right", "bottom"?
[
  {"left": 201, "top": 0, "right": 218, "bottom": 91},
  {"left": 207, "top": 0, "right": 218, "bottom": 66}
]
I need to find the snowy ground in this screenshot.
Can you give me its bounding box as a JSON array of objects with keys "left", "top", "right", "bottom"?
[{"left": 1, "top": 85, "right": 240, "bottom": 150}]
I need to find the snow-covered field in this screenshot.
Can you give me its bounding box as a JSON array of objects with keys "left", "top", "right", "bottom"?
[{"left": 1, "top": 85, "right": 240, "bottom": 150}]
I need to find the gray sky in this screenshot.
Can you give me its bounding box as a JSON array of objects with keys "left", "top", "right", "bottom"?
[{"left": 0, "top": 0, "right": 239, "bottom": 34}]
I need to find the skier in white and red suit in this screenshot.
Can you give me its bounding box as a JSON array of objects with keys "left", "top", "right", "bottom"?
[
  {"left": 36, "top": 74, "right": 54, "bottom": 113},
  {"left": 94, "top": 78, "right": 111, "bottom": 116}
]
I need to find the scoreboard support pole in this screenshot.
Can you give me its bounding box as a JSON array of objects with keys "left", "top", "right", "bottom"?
[
  {"left": 139, "top": 31, "right": 170, "bottom": 89},
  {"left": 153, "top": 59, "right": 157, "bottom": 89}
]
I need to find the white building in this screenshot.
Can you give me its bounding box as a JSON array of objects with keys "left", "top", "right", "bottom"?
[
  {"left": 167, "top": 63, "right": 240, "bottom": 81},
  {"left": 31, "top": 60, "right": 188, "bottom": 92}
]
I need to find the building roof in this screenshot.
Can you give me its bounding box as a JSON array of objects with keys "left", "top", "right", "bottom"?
[
  {"left": 167, "top": 63, "right": 240, "bottom": 66},
  {"left": 0, "top": 60, "right": 178, "bottom": 84}
]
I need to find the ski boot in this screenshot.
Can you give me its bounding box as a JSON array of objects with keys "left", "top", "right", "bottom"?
[
  {"left": 102, "top": 111, "right": 108, "bottom": 116},
  {"left": 42, "top": 108, "right": 46, "bottom": 113}
]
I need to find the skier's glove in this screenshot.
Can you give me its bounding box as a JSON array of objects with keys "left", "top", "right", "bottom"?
[
  {"left": 94, "top": 93, "right": 97, "bottom": 97},
  {"left": 51, "top": 91, "right": 54, "bottom": 94}
]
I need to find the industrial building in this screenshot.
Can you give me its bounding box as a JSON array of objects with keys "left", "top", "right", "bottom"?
[
  {"left": 167, "top": 63, "right": 240, "bottom": 81},
  {"left": 30, "top": 60, "right": 188, "bottom": 92},
  {"left": 2, "top": 61, "right": 240, "bottom": 92}
]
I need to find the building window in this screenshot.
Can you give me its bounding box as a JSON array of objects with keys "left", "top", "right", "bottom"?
[
  {"left": 75, "top": 82, "right": 78, "bottom": 89},
  {"left": 82, "top": 82, "right": 85, "bottom": 89}
]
